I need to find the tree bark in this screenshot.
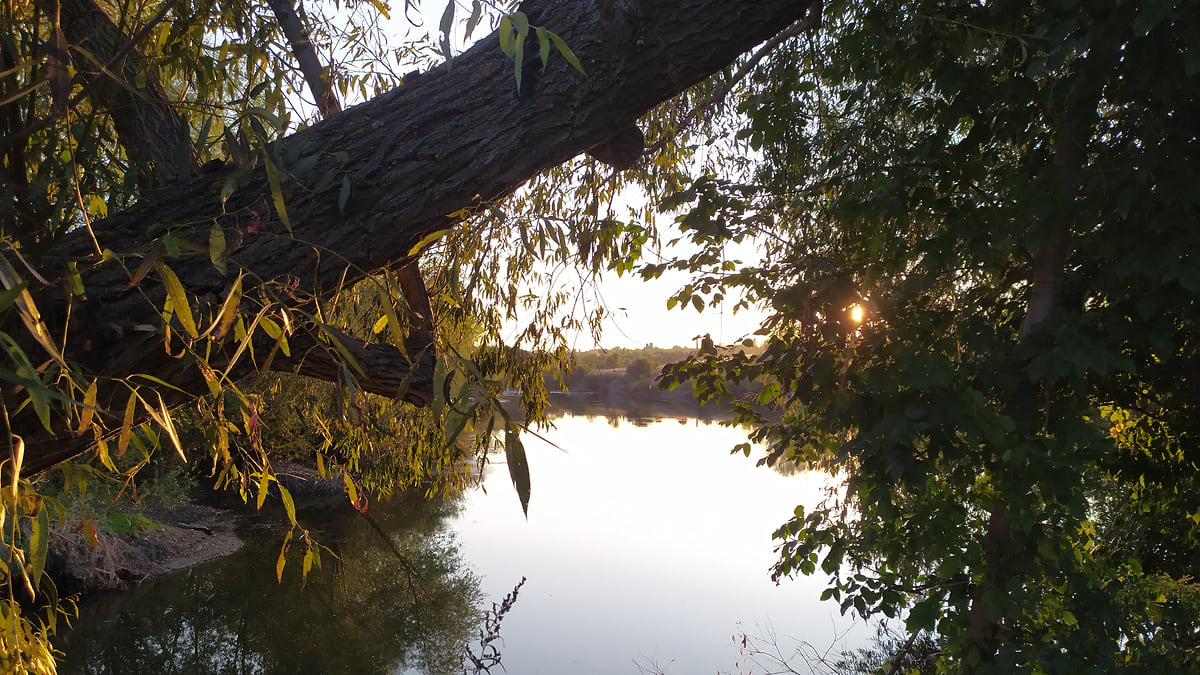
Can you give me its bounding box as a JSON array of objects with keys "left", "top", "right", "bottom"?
[
  {"left": 9, "top": 0, "right": 815, "bottom": 475},
  {"left": 41, "top": 0, "right": 193, "bottom": 181}
]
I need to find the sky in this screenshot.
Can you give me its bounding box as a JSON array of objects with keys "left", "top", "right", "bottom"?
[{"left": 571, "top": 266, "right": 767, "bottom": 350}]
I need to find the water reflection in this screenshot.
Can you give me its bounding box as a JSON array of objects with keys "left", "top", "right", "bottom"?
[
  {"left": 58, "top": 411, "right": 863, "bottom": 674},
  {"left": 450, "top": 413, "right": 865, "bottom": 673},
  {"left": 542, "top": 392, "right": 731, "bottom": 426},
  {"left": 57, "top": 493, "right": 483, "bottom": 674}
]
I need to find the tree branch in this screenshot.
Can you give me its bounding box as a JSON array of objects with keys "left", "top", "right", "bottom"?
[{"left": 9, "top": 0, "right": 817, "bottom": 475}]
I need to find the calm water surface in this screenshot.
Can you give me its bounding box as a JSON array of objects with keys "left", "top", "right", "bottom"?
[
  {"left": 449, "top": 413, "right": 866, "bottom": 673},
  {"left": 58, "top": 412, "right": 866, "bottom": 673}
]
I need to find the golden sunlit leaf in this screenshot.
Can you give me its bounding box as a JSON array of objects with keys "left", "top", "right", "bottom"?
[
  {"left": 279, "top": 483, "right": 297, "bottom": 527},
  {"left": 155, "top": 262, "right": 198, "bottom": 338},
  {"left": 407, "top": 228, "right": 451, "bottom": 257},
  {"left": 118, "top": 390, "right": 137, "bottom": 457},
  {"left": 257, "top": 470, "right": 270, "bottom": 510},
  {"left": 276, "top": 529, "right": 293, "bottom": 583}
]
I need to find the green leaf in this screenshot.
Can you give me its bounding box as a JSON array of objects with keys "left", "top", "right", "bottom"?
[
  {"left": 371, "top": 314, "right": 389, "bottom": 334},
  {"left": 264, "top": 156, "right": 291, "bottom": 232},
  {"left": 0, "top": 338, "right": 52, "bottom": 432},
  {"left": 243, "top": 106, "right": 284, "bottom": 132},
  {"left": 548, "top": 32, "right": 587, "bottom": 76},
  {"left": 96, "top": 437, "right": 117, "bottom": 473},
  {"left": 77, "top": 378, "right": 98, "bottom": 434},
  {"left": 0, "top": 282, "right": 26, "bottom": 314},
  {"left": 439, "top": 0, "right": 455, "bottom": 37},
  {"left": 260, "top": 315, "right": 290, "bottom": 357},
  {"left": 536, "top": 26, "right": 550, "bottom": 68},
  {"left": 504, "top": 423, "right": 531, "bottom": 517},
  {"left": 220, "top": 172, "right": 239, "bottom": 207},
  {"left": 514, "top": 39, "right": 524, "bottom": 91},
  {"left": 28, "top": 506, "right": 48, "bottom": 591},
  {"left": 118, "top": 389, "right": 137, "bottom": 457},
  {"left": 499, "top": 15, "right": 515, "bottom": 56},
  {"left": 302, "top": 547, "right": 314, "bottom": 583},
  {"left": 338, "top": 175, "right": 352, "bottom": 215},
  {"left": 906, "top": 596, "right": 942, "bottom": 631},
  {"left": 162, "top": 232, "right": 181, "bottom": 258},
  {"left": 209, "top": 223, "right": 227, "bottom": 275},
  {"left": 511, "top": 11, "right": 529, "bottom": 38},
  {"left": 145, "top": 391, "right": 187, "bottom": 463},
  {"left": 65, "top": 262, "right": 85, "bottom": 297},
  {"left": 376, "top": 278, "right": 405, "bottom": 346}
]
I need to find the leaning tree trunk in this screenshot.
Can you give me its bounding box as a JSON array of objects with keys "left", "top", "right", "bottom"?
[{"left": 9, "top": 0, "right": 818, "bottom": 475}]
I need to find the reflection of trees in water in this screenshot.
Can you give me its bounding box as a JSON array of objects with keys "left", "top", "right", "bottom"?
[
  {"left": 544, "top": 392, "right": 731, "bottom": 426},
  {"left": 57, "top": 494, "right": 484, "bottom": 674}
]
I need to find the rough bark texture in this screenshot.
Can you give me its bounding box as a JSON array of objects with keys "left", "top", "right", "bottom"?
[
  {"left": 12, "top": 0, "right": 815, "bottom": 475},
  {"left": 43, "top": 0, "right": 193, "bottom": 181}
]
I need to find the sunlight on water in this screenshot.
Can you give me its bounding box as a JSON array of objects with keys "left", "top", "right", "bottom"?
[{"left": 446, "top": 414, "right": 869, "bottom": 674}]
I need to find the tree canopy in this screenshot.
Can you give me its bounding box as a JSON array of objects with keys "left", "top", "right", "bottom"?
[
  {"left": 659, "top": 0, "right": 1200, "bottom": 670},
  {"left": 2, "top": 0, "right": 1199, "bottom": 671}
]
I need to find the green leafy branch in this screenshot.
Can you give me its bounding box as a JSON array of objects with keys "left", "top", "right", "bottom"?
[{"left": 497, "top": 11, "right": 586, "bottom": 92}]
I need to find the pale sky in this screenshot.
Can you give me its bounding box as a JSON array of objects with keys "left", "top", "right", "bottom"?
[{"left": 575, "top": 268, "right": 766, "bottom": 350}]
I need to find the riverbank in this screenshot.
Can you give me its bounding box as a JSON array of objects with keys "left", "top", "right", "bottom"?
[
  {"left": 48, "top": 462, "right": 349, "bottom": 595},
  {"left": 47, "top": 501, "right": 243, "bottom": 594}
]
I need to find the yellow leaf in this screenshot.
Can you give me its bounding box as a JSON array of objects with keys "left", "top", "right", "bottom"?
[
  {"left": 155, "top": 262, "right": 198, "bottom": 338},
  {"left": 96, "top": 437, "right": 117, "bottom": 473},
  {"left": 279, "top": 483, "right": 297, "bottom": 527},
  {"left": 371, "top": 314, "right": 389, "bottom": 334},
  {"left": 76, "top": 378, "right": 98, "bottom": 434},
  {"left": 117, "top": 390, "right": 137, "bottom": 457},
  {"left": 208, "top": 274, "right": 243, "bottom": 341},
  {"left": 154, "top": 391, "right": 187, "bottom": 463},
  {"left": 256, "top": 470, "right": 270, "bottom": 510},
  {"left": 407, "top": 228, "right": 451, "bottom": 257},
  {"left": 276, "top": 529, "right": 292, "bottom": 583}
]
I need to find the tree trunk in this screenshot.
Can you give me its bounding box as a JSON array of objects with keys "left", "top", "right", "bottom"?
[
  {"left": 7, "top": 0, "right": 816, "bottom": 475},
  {"left": 41, "top": 0, "right": 194, "bottom": 181}
]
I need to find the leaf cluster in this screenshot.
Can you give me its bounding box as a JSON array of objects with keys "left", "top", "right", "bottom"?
[{"left": 651, "top": 0, "right": 1200, "bottom": 670}]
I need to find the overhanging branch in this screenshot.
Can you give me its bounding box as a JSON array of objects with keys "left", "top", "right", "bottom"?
[{"left": 10, "top": 0, "right": 819, "bottom": 474}]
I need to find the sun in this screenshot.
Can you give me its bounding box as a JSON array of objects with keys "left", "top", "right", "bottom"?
[{"left": 849, "top": 304, "right": 865, "bottom": 323}]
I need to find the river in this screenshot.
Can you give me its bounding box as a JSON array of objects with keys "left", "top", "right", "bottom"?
[{"left": 57, "top": 411, "right": 867, "bottom": 673}]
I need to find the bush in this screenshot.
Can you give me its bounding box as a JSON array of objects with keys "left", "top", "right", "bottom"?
[{"left": 625, "top": 357, "right": 655, "bottom": 380}]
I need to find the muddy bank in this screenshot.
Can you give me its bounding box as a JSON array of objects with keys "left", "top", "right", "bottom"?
[
  {"left": 48, "top": 502, "right": 245, "bottom": 594},
  {"left": 49, "top": 462, "right": 346, "bottom": 595}
]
